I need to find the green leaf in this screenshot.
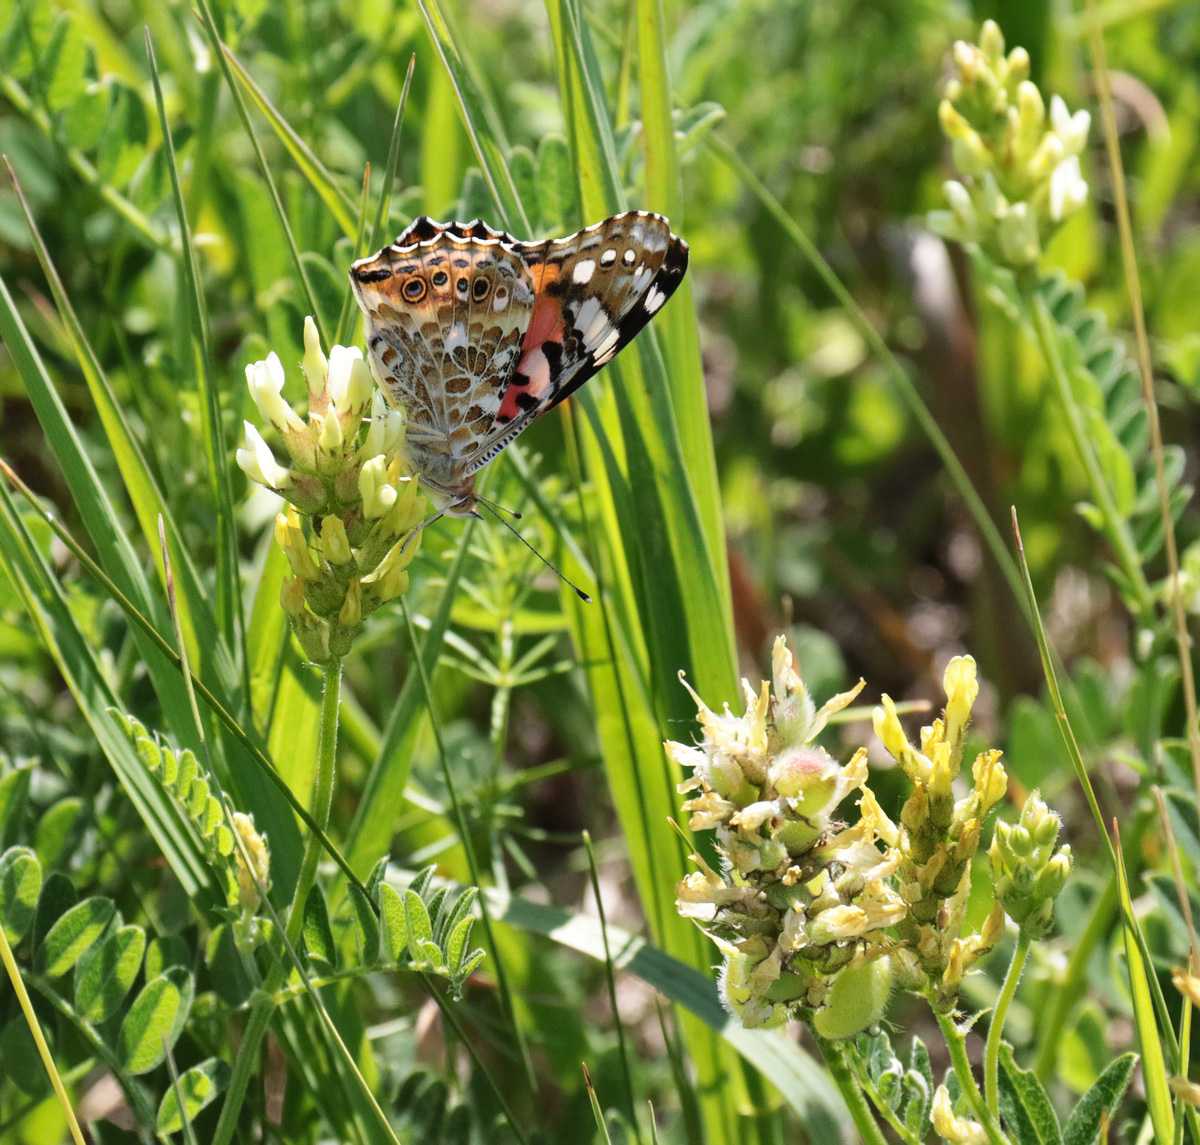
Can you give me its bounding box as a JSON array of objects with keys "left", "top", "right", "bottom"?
[
  {"left": 33, "top": 796, "right": 84, "bottom": 871},
  {"left": 1062, "top": 1053, "right": 1137, "bottom": 1145},
  {"left": 998, "top": 1042, "right": 1062, "bottom": 1145},
  {"left": 40, "top": 12, "right": 88, "bottom": 111},
  {"left": 347, "top": 883, "right": 380, "bottom": 967},
  {"left": 402, "top": 890, "right": 435, "bottom": 958},
  {"left": 445, "top": 916, "right": 477, "bottom": 976},
  {"left": 0, "top": 764, "right": 33, "bottom": 846},
  {"left": 378, "top": 883, "right": 407, "bottom": 963},
  {"left": 303, "top": 885, "right": 336, "bottom": 967},
  {"left": 117, "top": 968, "right": 189, "bottom": 1074},
  {"left": 95, "top": 80, "right": 148, "bottom": 186},
  {"left": 157, "top": 1057, "right": 232, "bottom": 1134},
  {"left": 74, "top": 924, "right": 146, "bottom": 1023},
  {"left": 0, "top": 1018, "right": 49, "bottom": 1098},
  {"left": 31, "top": 869, "right": 75, "bottom": 951},
  {"left": 205, "top": 924, "right": 254, "bottom": 1008},
  {"left": 37, "top": 895, "right": 115, "bottom": 977},
  {"left": 0, "top": 846, "right": 41, "bottom": 944}
]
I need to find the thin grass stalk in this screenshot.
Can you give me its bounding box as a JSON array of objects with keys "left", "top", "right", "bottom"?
[
  {"left": 398, "top": 602, "right": 541, "bottom": 1109},
  {"left": 584, "top": 831, "right": 641, "bottom": 1135},
  {"left": 1084, "top": 0, "right": 1200, "bottom": 796},
  {"left": 146, "top": 31, "right": 248, "bottom": 696},
  {"left": 1015, "top": 511, "right": 1182, "bottom": 1067},
  {"left": 192, "top": 0, "right": 329, "bottom": 340},
  {"left": 708, "top": 134, "right": 1027, "bottom": 611},
  {"left": 0, "top": 926, "right": 88, "bottom": 1145},
  {"left": 1114, "top": 823, "right": 1176, "bottom": 1144},
  {"left": 1, "top": 463, "right": 351, "bottom": 888}
]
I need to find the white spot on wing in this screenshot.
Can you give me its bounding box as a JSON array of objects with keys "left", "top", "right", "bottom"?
[
  {"left": 600, "top": 248, "right": 617, "bottom": 266},
  {"left": 592, "top": 328, "right": 620, "bottom": 359},
  {"left": 572, "top": 258, "right": 596, "bottom": 284},
  {"left": 622, "top": 249, "right": 636, "bottom": 266},
  {"left": 644, "top": 285, "right": 666, "bottom": 313},
  {"left": 446, "top": 323, "right": 467, "bottom": 349}
]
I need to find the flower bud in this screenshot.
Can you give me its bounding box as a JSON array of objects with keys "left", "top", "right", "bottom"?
[
  {"left": 302, "top": 315, "right": 329, "bottom": 408},
  {"left": 316, "top": 516, "right": 352, "bottom": 566},
  {"left": 237, "top": 422, "right": 292, "bottom": 490},
  {"left": 246, "top": 354, "right": 306, "bottom": 436}
]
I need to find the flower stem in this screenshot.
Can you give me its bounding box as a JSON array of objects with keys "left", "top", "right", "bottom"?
[
  {"left": 934, "top": 1009, "right": 1010, "bottom": 1145},
  {"left": 213, "top": 657, "right": 344, "bottom": 1145},
  {"left": 985, "top": 931, "right": 1031, "bottom": 1119},
  {"left": 812, "top": 1031, "right": 891, "bottom": 1145},
  {"left": 286, "top": 657, "right": 343, "bottom": 943}
]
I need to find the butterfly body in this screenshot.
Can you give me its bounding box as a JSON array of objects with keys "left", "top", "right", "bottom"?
[{"left": 350, "top": 212, "right": 688, "bottom": 518}]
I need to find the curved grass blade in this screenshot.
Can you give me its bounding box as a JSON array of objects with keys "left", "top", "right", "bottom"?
[
  {"left": 221, "top": 42, "right": 358, "bottom": 239},
  {"left": 2, "top": 159, "right": 229, "bottom": 699},
  {"left": 146, "top": 31, "right": 246, "bottom": 691}
]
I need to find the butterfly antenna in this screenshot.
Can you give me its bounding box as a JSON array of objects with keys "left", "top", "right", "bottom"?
[
  {"left": 475, "top": 493, "right": 522, "bottom": 520},
  {"left": 477, "top": 500, "right": 592, "bottom": 603}
]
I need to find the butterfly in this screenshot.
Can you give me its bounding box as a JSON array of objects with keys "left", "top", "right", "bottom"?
[{"left": 349, "top": 212, "right": 688, "bottom": 523}]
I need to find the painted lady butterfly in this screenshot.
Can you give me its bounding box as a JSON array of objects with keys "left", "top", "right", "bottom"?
[{"left": 349, "top": 212, "right": 688, "bottom": 522}]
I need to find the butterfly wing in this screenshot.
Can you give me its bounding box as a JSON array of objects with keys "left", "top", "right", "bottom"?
[
  {"left": 349, "top": 218, "right": 536, "bottom": 495},
  {"left": 463, "top": 212, "right": 689, "bottom": 475}
]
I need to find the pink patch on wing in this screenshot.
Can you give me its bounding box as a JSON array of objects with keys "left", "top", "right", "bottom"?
[{"left": 496, "top": 293, "right": 567, "bottom": 422}]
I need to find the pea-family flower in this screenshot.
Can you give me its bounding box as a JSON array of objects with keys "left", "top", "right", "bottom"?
[
  {"left": 928, "top": 20, "right": 1090, "bottom": 268},
  {"left": 932, "top": 1084, "right": 987, "bottom": 1145},
  {"left": 669, "top": 638, "right": 904, "bottom": 1031},
  {"left": 874, "top": 656, "right": 1008, "bottom": 1009},
  {"left": 237, "top": 318, "right": 425, "bottom": 662}
]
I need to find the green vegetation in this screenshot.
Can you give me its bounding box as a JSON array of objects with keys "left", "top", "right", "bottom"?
[{"left": 1, "top": 1, "right": 1199, "bottom": 1142}]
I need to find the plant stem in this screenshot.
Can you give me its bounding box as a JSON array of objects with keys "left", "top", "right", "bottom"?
[
  {"left": 212, "top": 656, "right": 345, "bottom": 1145},
  {"left": 934, "top": 1009, "right": 1010, "bottom": 1145},
  {"left": 286, "top": 657, "right": 343, "bottom": 943},
  {"left": 985, "top": 931, "right": 1031, "bottom": 1119},
  {"left": 812, "top": 1031, "right": 891, "bottom": 1145},
  {"left": 1027, "top": 290, "right": 1153, "bottom": 618}
]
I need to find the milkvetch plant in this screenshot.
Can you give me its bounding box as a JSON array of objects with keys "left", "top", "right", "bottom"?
[{"left": 670, "top": 637, "right": 1099, "bottom": 1143}]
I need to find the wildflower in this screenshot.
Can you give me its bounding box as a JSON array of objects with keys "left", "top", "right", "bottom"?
[
  {"left": 931, "top": 1085, "right": 987, "bottom": 1145},
  {"left": 237, "top": 318, "right": 425, "bottom": 662},
  {"left": 669, "top": 637, "right": 903, "bottom": 1031},
  {"left": 928, "top": 20, "right": 1090, "bottom": 269},
  {"left": 231, "top": 811, "right": 270, "bottom": 913},
  {"left": 874, "top": 656, "right": 1008, "bottom": 1009},
  {"left": 989, "top": 790, "right": 1073, "bottom": 938}
]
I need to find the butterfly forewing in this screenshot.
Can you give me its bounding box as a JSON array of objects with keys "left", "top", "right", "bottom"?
[{"left": 350, "top": 211, "right": 688, "bottom": 516}]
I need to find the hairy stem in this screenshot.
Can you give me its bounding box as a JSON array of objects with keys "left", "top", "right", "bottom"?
[
  {"left": 286, "top": 657, "right": 344, "bottom": 943},
  {"left": 812, "top": 1031, "right": 892, "bottom": 1145},
  {"left": 934, "top": 1009, "right": 1010, "bottom": 1145},
  {"left": 985, "top": 931, "right": 1031, "bottom": 1119}
]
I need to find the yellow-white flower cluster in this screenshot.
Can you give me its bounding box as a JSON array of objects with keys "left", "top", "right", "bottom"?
[
  {"left": 928, "top": 20, "right": 1090, "bottom": 268},
  {"left": 237, "top": 318, "right": 426, "bottom": 662},
  {"left": 669, "top": 638, "right": 904, "bottom": 1030},
  {"left": 873, "top": 656, "right": 1008, "bottom": 1010}
]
